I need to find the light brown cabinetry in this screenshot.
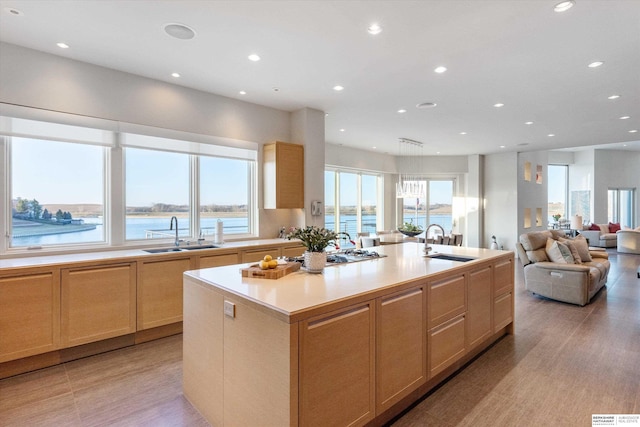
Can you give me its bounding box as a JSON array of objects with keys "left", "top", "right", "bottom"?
[
  {"left": 466, "top": 264, "right": 493, "bottom": 349},
  {"left": 241, "top": 247, "right": 281, "bottom": 263},
  {"left": 428, "top": 274, "right": 466, "bottom": 378},
  {"left": 198, "top": 252, "right": 239, "bottom": 269},
  {"left": 299, "top": 302, "right": 375, "bottom": 427},
  {"left": 61, "top": 263, "right": 136, "bottom": 347},
  {"left": 281, "top": 244, "right": 305, "bottom": 258},
  {"left": 376, "top": 285, "right": 426, "bottom": 413},
  {"left": 264, "top": 141, "right": 304, "bottom": 209},
  {"left": 138, "top": 257, "right": 194, "bottom": 330},
  {"left": 493, "top": 258, "right": 514, "bottom": 332},
  {"left": 0, "top": 272, "right": 60, "bottom": 362}
]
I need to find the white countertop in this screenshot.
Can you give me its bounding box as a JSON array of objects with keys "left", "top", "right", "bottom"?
[
  {"left": 185, "top": 243, "right": 511, "bottom": 322},
  {"left": 0, "top": 238, "right": 300, "bottom": 270}
]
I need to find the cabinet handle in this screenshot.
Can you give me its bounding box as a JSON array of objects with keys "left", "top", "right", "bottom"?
[
  {"left": 381, "top": 288, "right": 423, "bottom": 306},
  {"left": 308, "top": 305, "right": 370, "bottom": 329}
]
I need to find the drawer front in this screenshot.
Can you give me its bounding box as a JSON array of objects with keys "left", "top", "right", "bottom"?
[
  {"left": 429, "top": 274, "right": 465, "bottom": 327},
  {"left": 494, "top": 292, "right": 513, "bottom": 332},
  {"left": 494, "top": 258, "right": 514, "bottom": 296},
  {"left": 428, "top": 314, "right": 466, "bottom": 378}
]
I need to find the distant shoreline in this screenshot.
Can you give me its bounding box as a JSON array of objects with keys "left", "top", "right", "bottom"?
[{"left": 12, "top": 222, "right": 97, "bottom": 238}]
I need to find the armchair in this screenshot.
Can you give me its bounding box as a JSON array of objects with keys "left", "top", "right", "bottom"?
[
  {"left": 516, "top": 230, "right": 610, "bottom": 306},
  {"left": 617, "top": 228, "right": 640, "bottom": 254}
]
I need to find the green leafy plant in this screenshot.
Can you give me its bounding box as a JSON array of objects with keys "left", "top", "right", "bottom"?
[
  {"left": 398, "top": 219, "right": 423, "bottom": 233},
  {"left": 286, "top": 226, "right": 339, "bottom": 253},
  {"left": 552, "top": 214, "right": 561, "bottom": 222}
]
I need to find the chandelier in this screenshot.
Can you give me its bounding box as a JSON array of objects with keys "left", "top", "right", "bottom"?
[{"left": 396, "top": 138, "right": 425, "bottom": 198}]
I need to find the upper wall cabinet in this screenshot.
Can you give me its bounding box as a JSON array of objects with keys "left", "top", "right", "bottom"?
[{"left": 264, "top": 141, "right": 304, "bottom": 209}]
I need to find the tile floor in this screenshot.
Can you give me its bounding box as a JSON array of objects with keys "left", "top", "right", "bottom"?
[{"left": 1, "top": 250, "right": 639, "bottom": 426}]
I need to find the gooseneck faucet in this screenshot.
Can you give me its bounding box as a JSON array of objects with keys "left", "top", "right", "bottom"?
[
  {"left": 424, "top": 224, "right": 445, "bottom": 254},
  {"left": 170, "top": 216, "right": 180, "bottom": 247}
]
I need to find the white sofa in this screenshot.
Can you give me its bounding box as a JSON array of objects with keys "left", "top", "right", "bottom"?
[
  {"left": 617, "top": 229, "right": 640, "bottom": 254},
  {"left": 578, "top": 223, "right": 618, "bottom": 248}
]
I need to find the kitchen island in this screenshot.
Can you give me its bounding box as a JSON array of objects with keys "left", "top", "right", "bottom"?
[{"left": 183, "top": 243, "right": 514, "bottom": 427}]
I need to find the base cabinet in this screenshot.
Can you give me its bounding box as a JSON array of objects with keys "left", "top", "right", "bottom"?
[
  {"left": 428, "top": 314, "right": 466, "bottom": 378},
  {"left": 299, "top": 302, "right": 375, "bottom": 427},
  {"left": 138, "top": 257, "right": 194, "bottom": 330},
  {"left": 61, "top": 263, "right": 136, "bottom": 347},
  {"left": 0, "top": 272, "right": 59, "bottom": 362},
  {"left": 376, "top": 285, "right": 426, "bottom": 412},
  {"left": 466, "top": 265, "right": 493, "bottom": 349}
]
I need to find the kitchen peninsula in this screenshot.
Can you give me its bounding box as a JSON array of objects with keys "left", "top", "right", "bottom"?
[{"left": 183, "top": 242, "right": 514, "bottom": 427}]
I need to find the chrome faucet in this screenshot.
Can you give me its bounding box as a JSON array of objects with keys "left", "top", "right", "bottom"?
[
  {"left": 169, "top": 216, "right": 180, "bottom": 247},
  {"left": 424, "top": 224, "right": 445, "bottom": 254}
]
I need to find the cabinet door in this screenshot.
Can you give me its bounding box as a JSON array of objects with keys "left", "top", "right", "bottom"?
[
  {"left": 0, "top": 272, "right": 60, "bottom": 362},
  {"left": 376, "top": 286, "right": 426, "bottom": 413},
  {"left": 300, "top": 302, "right": 375, "bottom": 427},
  {"left": 428, "top": 314, "right": 466, "bottom": 378},
  {"left": 62, "top": 263, "right": 136, "bottom": 347},
  {"left": 281, "top": 244, "right": 305, "bottom": 258},
  {"left": 428, "top": 274, "right": 465, "bottom": 327},
  {"left": 198, "top": 252, "right": 239, "bottom": 269},
  {"left": 467, "top": 265, "right": 492, "bottom": 350},
  {"left": 264, "top": 141, "right": 304, "bottom": 209},
  {"left": 494, "top": 292, "right": 513, "bottom": 332},
  {"left": 138, "top": 257, "right": 193, "bottom": 330},
  {"left": 494, "top": 258, "right": 514, "bottom": 297},
  {"left": 241, "top": 248, "right": 280, "bottom": 263}
]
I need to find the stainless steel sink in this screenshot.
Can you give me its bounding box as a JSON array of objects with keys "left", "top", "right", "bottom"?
[
  {"left": 425, "top": 253, "right": 476, "bottom": 262},
  {"left": 143, "top": 247, "right": 183, "bottom": 253},
  {"left": 143, "top": 244, "right": 218, "bottom": 253},
  {"left": 180, "top": 244, "right": 219, "bottom": 250}
]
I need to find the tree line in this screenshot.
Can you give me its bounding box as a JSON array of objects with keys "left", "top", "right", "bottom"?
[{"left": 12, "top": 198, "right": 73, "bottom": 222}]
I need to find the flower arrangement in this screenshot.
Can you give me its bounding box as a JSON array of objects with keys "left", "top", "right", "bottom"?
[
  {"left": 287, "top": 226, "right": 339, "bottom": 253},
  {"left": 552, "top": 214, "right": 561, "bottom": 222},
  {"left": 398, "top": 219, "right": 423, "bottom": 237}
]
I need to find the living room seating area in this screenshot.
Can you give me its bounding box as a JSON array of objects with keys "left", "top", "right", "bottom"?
[{"left": 516, "top": 230, "right": 610, "bottom": 306}]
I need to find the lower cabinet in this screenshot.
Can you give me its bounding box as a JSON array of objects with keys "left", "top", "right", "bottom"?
[
  {"left": 282, "top": 244, "right": 305, "bottom": 258},
  {"left": 198, "top": 253, "right": 239, "bottom": 269},
  {"left": 138, "top": 257, "right": 194, "bottom": 330},
  {"left": 376, "top": 285, "right": 426, "bottom": 412},
  {"left": 299, "top": 302, "right": 376, "bottom": 427},
  {"left": 61, "top": 263, "right": 136, "bottom": 347},
  {"left": 494, "top": 292, "right": 513, "bottom": 331},
  {"left": 241, "top": 247, "right": 281, "bottom": 263},
  {"left": 466, "top": 265, "right": 493, "bottom": 349},
  {"left": 428, "top": 314, "right": 466, "bottom": 378},
  {"left": 0, "top": 272, "right": 60, "bottom": 362}
]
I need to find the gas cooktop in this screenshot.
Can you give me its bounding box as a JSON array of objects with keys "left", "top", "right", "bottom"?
[{"left": 288, "top": 249, "right": 387, "bottom": 268}]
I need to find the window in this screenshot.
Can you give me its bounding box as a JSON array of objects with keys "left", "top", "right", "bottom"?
[
  {"left": 548, "top": 165, "right": 568, "bottom": 224},
  {"left": 401, "top": 179, "right": 454, "bottom": 235},
  {"left": 125, "top": 148, "right": 190, "bottom": 240},
  {"left": 3, "top": 116, "right": 110, "bottom": 249},
  {"left": 608, "top": 188, "right": 636, "bottom": 228},
  {"left": 325, "top": 169, "right": 382, "bottom": 244},
  {"left": 0, "top": 105, "right": 258, "bottom": 253}
]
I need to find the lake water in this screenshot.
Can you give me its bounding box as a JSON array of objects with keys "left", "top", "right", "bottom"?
[{"left": 12, "top": 214, "right": 452, "bottom": 246}]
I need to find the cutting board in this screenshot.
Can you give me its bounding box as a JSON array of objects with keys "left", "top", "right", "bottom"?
[{"left": 241, "top": 261, "right": 301, "bottom": 279}]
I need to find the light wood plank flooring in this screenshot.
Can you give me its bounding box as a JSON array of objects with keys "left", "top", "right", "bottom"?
[{"left": 1, "top": 251, "right": 639, "bottom": 426}]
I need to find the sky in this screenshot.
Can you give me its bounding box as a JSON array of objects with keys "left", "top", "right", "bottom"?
[{"left": 12, "top": 139, "right": 249, "bottom": 206}]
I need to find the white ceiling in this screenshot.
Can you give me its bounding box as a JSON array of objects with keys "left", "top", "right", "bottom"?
[{"left": 1, "top": 0, "right": 639, "bottom": 155}]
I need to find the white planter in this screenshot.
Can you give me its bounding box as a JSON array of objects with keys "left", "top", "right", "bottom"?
[{"left": 304, "top": 251, "right": 326, "bottom": 273}]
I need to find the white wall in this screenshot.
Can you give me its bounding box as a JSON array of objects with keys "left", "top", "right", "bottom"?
[
  {"left": 484, "top": 152, "right": 518, "bottom": 251},
  {"left": 569, "top": 149, "right": 595, "bottom": 222},
  {"left": 594, "top": 149, "right": 640, "bottom": 227}
]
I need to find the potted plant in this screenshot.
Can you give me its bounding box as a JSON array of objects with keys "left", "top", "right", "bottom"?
[
  {"left": 287, "top": 226, "right": 339, "bottom": 272},
  {"left": 397, "top": 219, "right": 423, "bottom": 237},
  {"left": 552, "top": 214, "right": 561, "bottom": 222}
]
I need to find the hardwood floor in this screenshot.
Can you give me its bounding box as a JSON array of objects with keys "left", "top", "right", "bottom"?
[{"left": 1, "top": 250, "right": 638, "bottom": 426}]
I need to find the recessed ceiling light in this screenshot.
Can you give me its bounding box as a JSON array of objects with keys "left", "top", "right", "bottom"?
[
  {"left": 436, "top": 152, "right": 441, "bottom": 154},
  {"left": 620, "top": 116, "right": 630, "bottom": 120},
  {"left": 248, "top": 54, "right": 261, "bottom": 62},
  {"left": 608, "top": 95, "right": 621, "bottom": 100},
  {"left": 493, "top": 103, "right": 504, "bottom": 108},
  {"left": 416, "top": 102, "right": 437, "bottom": 109},
  {"left": 239, "top": 90, "right": 246, "bottom": 95},
  {"left": 163, "top": 23, "right": 196, "bottom": 40},
  {"left": 397, "top": 109, "right": 407, "bottom": 113},
  {"left": 548, "top": 134, "right": 555, "bottom": 137},
  {"left": 372, "top": 146, "right": 377, "bottom": 149},
  {"left": 630, "top": 130, "right": 638, "bottom": 133},
  {"left": 171, "top": 72, "right": 180, "bottom": 78},
  {"left": 333, "top": 85, "right": 344, "bottom": 91},
  {"left": 339, "top": 128, "right": 345, "bottom": 132},
  {"left": 554, "top": 1, "right": 575, "bottom": 12},
  {"left": 525, "top": 121, "right": 534, "bottom": 125},
  {"left": 588, "top": 61, "right": 604, "bottom": 68},
  {"left": 367, "top": 23, "right": 382, "bottom": 35},
  {"left": 500, "top": 145, "right": 506, "bottom": 148},
  {"left": 460, "top": 132, "right": 467, "bottom": 135},
  {"left": 4, "top": 7, "right": 24, "bottom": 16},
  {"left": 434, "top": 66, "right": 447, "bottom": 74},
  {"left": 56, "top": 42, "right": 69, "bottom": 49}
]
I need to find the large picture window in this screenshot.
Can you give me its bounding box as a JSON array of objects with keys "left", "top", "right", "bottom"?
[{"left": 401, "top": 179, "right": 454, "bottom": 236}]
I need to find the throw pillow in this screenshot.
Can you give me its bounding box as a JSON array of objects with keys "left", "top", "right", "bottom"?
[
  {"left": 589, "top": 223, "right": 600, "bottom": 231},
  {"left": 559, "top": 238, "right": 582, "bottom": 264},
  {"left": 545, "top": 239, "right": 573, "bottom": 264},
  {"left": 598, "top": 224, "right": 610, "bottom": 234},
  {"left": 572, "top": 235, "right": 593, "bottom": 263},
  {"left": 609, "top": 222, "right": 621, "bottom": 232}
]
